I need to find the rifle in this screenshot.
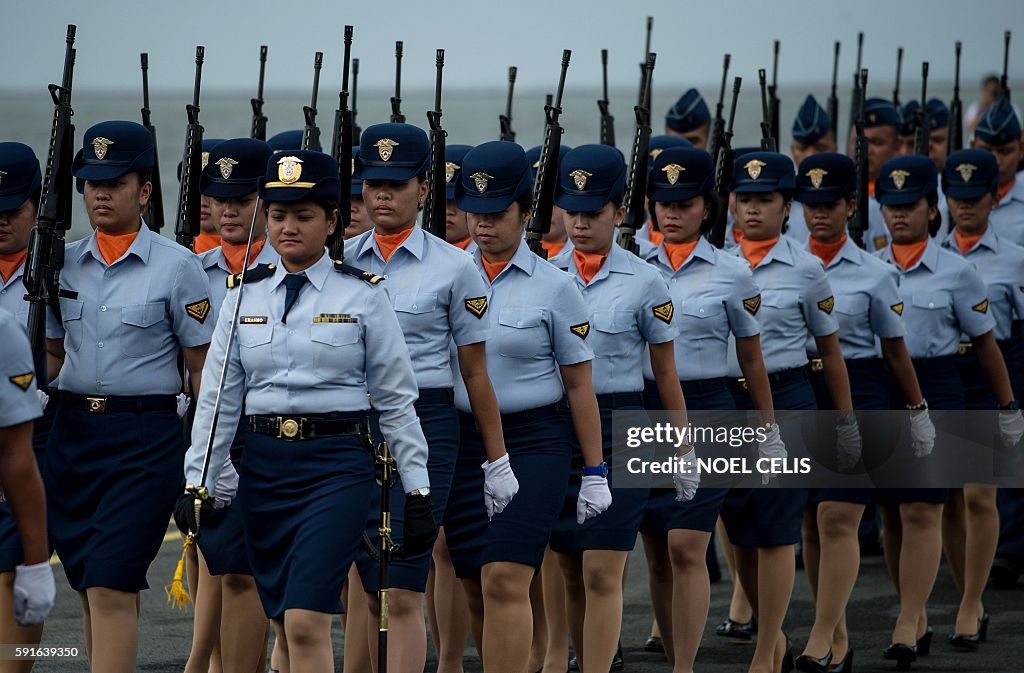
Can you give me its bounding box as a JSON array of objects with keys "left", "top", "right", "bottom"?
[
  {"left": 708, "top": 76, "right": 741, "bottom": 249},
  {"left": 850, "top": 69, "right": 869, "bottom": 249},
  {"left": 949, "top": 41, "right": 963, "bottom": 154},
  {"left": 892, "top": 47, "right": 904, "bottom": 107},
  {"left": 617, "top": 53, "right": 656, "bottom": 256},
  {"left": 140, "top": 53, "right": 164, "bottom": 233},
  {"left": 174, "top": 46, "right": 205, "bottom": 250},
  {"left": 598, "top": 51, "right": 615, "bottom": 147},
  {"left": 500, "top": 66, "right": 517, "bottom": 142},
  {"left": 525, "top": 50, "right": 571, "bottom": 259},
  {"left": 758, "top": 69, "right": 776, "bottom": 152},
  {"left": 637, "top": 16, "right": 652, "bottom": 107},
  {"left": 390, "top": 41, "right": 405, "bottom": 123},
  {"left": 302, "top": 52, "right": 323, "bottom": 151},
  {"left": 352, "top": 58, "right": 362, "bottom": 145},
  {"left": 848, "top": 32, "right": 864, "bottom": 151},
  {"left": 769, "top": 40, "right": 781, "bottom": 150},
  {"left": 827, "top": 42, "right": 840, "bottom": 140},
  {"left": 330, "top": 26, "right": 354, "bottom": 260},
  {"left": 423, "top": 50, "right": 448, "bottom": 240},
  {"left": 24, "top": 24, "right": 76, "bottom": 385},
  {"left": 708, "top": 54, "right": 731, "bottom": 167},
  {"left": 250, "top": 46, "right": 268, "bottom": 141},
  {"left": 1001, "top": 31, "right": 1011, "bottom": 102},
  {"left": 913, "top": 62, "right": 930, "bottom": 156}
]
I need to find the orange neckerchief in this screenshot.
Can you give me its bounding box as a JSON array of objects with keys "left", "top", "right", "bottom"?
[
  {"left": 648, "top": 228, "right": 665, "bottom": 246},
  {"left": 891, "top": 240, "right": 928, "bottom": 270},
  {"left": 954, "top": 230, "right": 983, "bottom": 256},
  {"left": 451, "top": 237, "right": 472, "bottom": 250},
  {"left": 220, "top": 239, "right": 266, "bottom": 275},
  {"left": 739, "top": 236, "right": 779, "bottom": 269},
  {"left": 868, "top": 179, "right": 876, "bottom": 199},
  {"left": 808, "top": 234, "right": 848, "bottom": 267},
  {"left": 96, "top": 230, "right": 139, "bottom": 266},
  {"left": 732, "top": 226, "right": 744, "bottom": 244},
  {"left": 194, "top": 232, "right": 222, "bottom": 254},
  {"left": 0, "top": 249, "right": 28, "bottom": 284},
  {"left": 998, "top": 178, "right": 1015, "bottom": 202},
  {"left": 481, "top": 256, "right": 509, "bottom": 282},
  {"left": 541, "top": 240, "right": 566, "bottom": 258},
  {"left": 664, "top": 240, "right": 699, "bottom": 271},
  {"left": 374, "top": 227, "right": 414, "bottom": 262},
  {"left": 573, "top": 249, "right": 608, "bottom": 284}
]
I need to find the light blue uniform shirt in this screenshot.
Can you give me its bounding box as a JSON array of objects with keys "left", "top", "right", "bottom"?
[
  {"left": 0, "top": 259, "right": 29, "bottom": 325},
  {"left": 727, "top": 236, "right": 839, "bottom": 376},
  {"left": 46, "top": 225, "right": 214, "bottom": 396},
  {"left": 345, "top": 227, "right": 491, "bottom": 390},
  {"left": 876, "top": 239, "right": 996, "bottom": 358},
  {"left": 199, "top": 240, "right": 280, "bottom": 316},
  {"left": 184, "top": 251, "right": 429, "bottom": 497},
  {"left": 805, "top": 236, "right": 905, "bottom": 359},
  {"left": 642, "top": 237, "right": 761, "bottom": 381},
  {"left": 868, "top": 189, "right": 949, "bottom": 251},
  {"left": 785, "top": 202, "right": 810, "bottom": 245},
  {"left": 0, "top": 308, "right": 42, "bottom": 427},
  {"left": 549, "top": 244, "right": 677, "bottom": 394},
  {"left": 940, "top": 225, "right": 1024, "bottom": 341},
  {"left": 453, "top": 240, "right": 593, "bottom": 414},
  {"left": 989, "top": 171, "right": 1024, "bottom": 247}
]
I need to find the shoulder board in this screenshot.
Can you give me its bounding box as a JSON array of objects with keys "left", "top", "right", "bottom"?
[
  {"left": 334, "top": 260, "right": 384, "bottom": 285},
  {"left": 226, "top": 263, "right": 277, "bottom": 289}
]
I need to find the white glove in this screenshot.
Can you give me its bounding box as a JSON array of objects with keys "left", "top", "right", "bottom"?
[
  {"left": 999, "top": 409, "right": 1024, "bottom": 449},
  {"left": 758, "top": 424, "right": 787, "bottom": 485},
  {"left": 176, "top": 393, "right": 191, "bottom": 419},
  {"left": 836, "top": 415, "right": 862, "bottom": 472},
  {"left": 910, "top": 409, "right": 936, "bottom": 457},
  {"left": 673, "top": 448, "right": 700, "bottom": 502},
  {"left": 481, "top": 454, "right": 519, "bottom": 519},
  {"left": 36, "top": 389, "right": 48, "bottom": 412},
  {"left": 576, "top": 475, "right": 612, "bottom": 524},
  {"left": 14, "top": 561, "right": 55, "bottom": 625}
]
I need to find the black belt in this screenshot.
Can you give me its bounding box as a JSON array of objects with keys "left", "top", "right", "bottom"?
[
  {"left": 248, "top": 414, "right": 369, "bottom": 441},
  {"left": 498, "top": 401, "right": 565, "bottom": 427},
  {"left": 730, "top": 366, "right": 808, "bottom": 393},
  {"left": 596, "top": 392, "right": 644, "bottom": 409},
  {"left": 679, "top": 377, "right": 729, "bottom": 396},
  {"left": 416, "top": 388, "right": 455, "bottom": 406},
  {"left": 956, "top": 342, "right": 974, "bottom": 357},
  {"left": 60, "top": 392, "right": 177, "bottom": 414}
]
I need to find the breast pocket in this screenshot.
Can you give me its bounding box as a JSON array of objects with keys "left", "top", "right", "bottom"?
[
  {"left": 497, "top": 308, "right": 547, "bottom": 359},
  {"left": 834, "top": 294, "right": 869, "bottom": 317},
  {"left": 120, "top": 302, "right": 166, "bottom": 357},
  {"left": 910, "top": 290, "right": 952, "bottom": 312},
  {"left": 58, "top": 297, "right": 84, "bottom": 352},
  {"left": 309, "top": 323, "right": 362, "bottom": 381},
  {"left": 236, "top": 323, "right": 273, "bottom": 371},
  {"left": 680, "top": 298, "right": 725, "bottom": 340},
  {"left": 591, "top": 310, "right": 636, "bottom": 357},
  {"left": 392, "top": 292, "right": 439, "bottom": 336}
]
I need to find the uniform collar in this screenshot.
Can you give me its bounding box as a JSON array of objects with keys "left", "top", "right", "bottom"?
[
  {"left": 881, "top": 236, "right": 940, "bottom": 272},
  {"left": 557, "top": 244, "right": 635, "bottom": 286},
  {"left": 270, "top": 249, "right": 332, "bottom": 292},
  {"left": 806, "top": 236, "right": 863, "bottom": 268},
  {"left": 474, "top": 239, "right": 537, "bottom": 279},
  {"left": 737, "top": 234, "right": 794, "bottom": 267},
  {"left": 1000, "top": 171, "right": 1024, "bottom": 206},
  {"left": 653, "top": 236, "right": 716, "bottom": 271},
  {"left": 355, "top": 225, "right": 426, "bottom": 263},
  {"left": 201, "top": 237, "right": 276, "bottom": 272},
  {"left": 81, "top": 220, "right": 151, "bottom": 265},
  {"left": 941, "top": 224, "right": 1000, "bottom": 255}
]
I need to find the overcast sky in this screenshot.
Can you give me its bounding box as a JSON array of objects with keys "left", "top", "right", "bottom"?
[{"left": 3, "top": 0, "right": 1023, "bottom": 96}]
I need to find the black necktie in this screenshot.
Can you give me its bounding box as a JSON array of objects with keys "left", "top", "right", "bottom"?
[{"left": 282, "top": 274, "right": 308, "bottom": 325}]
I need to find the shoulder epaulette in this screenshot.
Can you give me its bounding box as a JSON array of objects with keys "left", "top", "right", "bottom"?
[
  {"left": 334, "top": 260, "right": 384, "bottom": 285},
  {"left": 226, "top": 263, "right": 277, "bottom": 289}
]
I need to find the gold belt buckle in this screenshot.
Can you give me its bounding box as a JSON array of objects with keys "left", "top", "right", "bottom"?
[
  {"left": 736, "top": 377, "right": 749, "bottom": 392},
  {"left": 957, "top": 343, "right": 971, "bottom": 356},
  {"left": 810, "top": 358, "right": 824, "bottom": 372},
  {"left": 86, "top": 397, "right": 107, "bottom": 413},
  {"left": 277, "top": 417, "right": 304, "bottom": 439}
]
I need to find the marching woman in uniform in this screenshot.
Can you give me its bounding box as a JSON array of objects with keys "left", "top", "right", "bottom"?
[
  {"left": 183, "top": 149, "right": 437, "bottom": 673},
  {"left": 44, "top": 121, "right": 214, "bottom": 673},
  {"left": 725, "top": 151, "right": 858, "bottom": 673},
  {"left": 546, "top": 144, "right": 689, "bottom": 673},
  {"left": 939, "top": 149, "right": 1024, "bottom": 651},
  {"left": 794, "top": 152, "right": 935, "bottom": 673},
  {"left": 344, "top": 123, "right": 509, "bottom": 673},
  {"left": 442, "top": 141, "right": 611, "bottom": 673},
  {"left": 874, "top": 154, "right": 1024, "bottom": 670},
  {"left": 638, "top": 146, "right": 775, "bottom": 673}
]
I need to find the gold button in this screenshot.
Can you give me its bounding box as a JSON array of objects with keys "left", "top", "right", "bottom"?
[{"left": 280, "top": 418, "right": 300, "bottom": 438}]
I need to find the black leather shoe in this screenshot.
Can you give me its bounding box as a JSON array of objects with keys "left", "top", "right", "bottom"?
[
  {"left": 828, "top": 649, "right": 853, "bottom": 673},
  {"left": 610, "top": 643, "right": 625, "bottom": 672},
  {"left": 916, "top": 627, "right": 933, "bottom": 656},
  {"left": 568, "top": 655, "right": 579, "bottom": 672},
  {"left": 643, "top": 636, "right": 664, "bottom": 653},
  {"left": 948, "top": 613, "right": 989, "bottom": 651},
  {"left": 795, "top": 650, "right": 833, "bottom": 673},
  {"left": 882, "top": 643, "right": 917, "bottom": 671},
  {"left": 715, "top": 616, "right": 756, "bottom": 639}
]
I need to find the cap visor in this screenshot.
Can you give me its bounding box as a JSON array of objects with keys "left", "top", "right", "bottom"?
[
  {"left": 794, "top": 188, "right": 848, "bottom": 204},
  {"left": 0, "top": 192, "right": 31, "bottom": 211},
  {"left": 732, "top": 181, "right": 783, "bottom": 194},
  {"left": 554, "top": 191, "right": 611, "bottom": 213},
  {"left": 455, "top": 191, "right": 515, "bottom": 215},
  {"left": 73, "top": 163, "right": 133, "bottom": 182},
  {"left": 358, "top": 164, "right": 421, "bottom": 182},
  {"left": 201, "top": 180, "right": 259, "bottom": 199},
  {"left": 648, "top": 185, "right": 703, "bottom": 203},
  {"left": 942, "top": 185, "right": 990, "bottom": 200},
  {"left": 876, "top": 191, "right": 929, "bottom": 206}
]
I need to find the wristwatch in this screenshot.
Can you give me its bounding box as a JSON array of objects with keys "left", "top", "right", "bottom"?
[
  {"left": 582, "top": 462, "right": 609, "bottom": 478},
  {"left": 998, "top": 400, "right": 1020, "bottom": 411},
  {"left": 408, "top": 487, "right": 431, "bottom": 497},
  {"left": 906, "top": 398, "right": 928, "bottom": 411}
]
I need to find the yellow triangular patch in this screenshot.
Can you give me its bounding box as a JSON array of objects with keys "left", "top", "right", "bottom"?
[
  {"left": 186, "top": 298, "right": 211, "bottom": 323},
  {"left": 890, "top": 302, "right": 904, "bottom": 316},
  {"left": 972, "top": 298, "right": 990, "bottom": 314},
  {"left": 742, "top": 295, "right": 761, "bottom": 315},
  {"left": 652, "top": 301, "right": 674, "bottom": 324},
  {"left": 817, "top": 296, "right": 835, "bottom": 314},
  {"left": 465, "top": 296, "right": 488, "bottom": 319},
  {"left": 570, "top": 322, "right": 591, "bottom": 339},
  {"left": 8, "top": 373, "right": 33, "bottom": 391}
]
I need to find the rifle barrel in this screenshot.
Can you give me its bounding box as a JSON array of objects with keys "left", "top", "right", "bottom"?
[
  {"left": 506, "top": 66, "right": 517, "bottom": 119},
  {"left": 894, "top": 47, "right": 903, "bottom": 106}
]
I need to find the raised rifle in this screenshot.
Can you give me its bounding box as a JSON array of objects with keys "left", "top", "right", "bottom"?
[
  {"left": 423, "top": 50, "right": 448, "bottom": 240},
  {"left": 24, "top": 24, "right": 76, "bottom": 384},
  {"left": 617, "top": 53, "right": 656, "bottom": 256},
  {"left": 598, "top": 51, "right": 615, "bottom": 147},
  {"left": 352, "top": 58, "right": 362, "bottom": 144},
  {"left": 708, "top": 76, "right": 741, "bottom": 249},
  {"left": 174, "top": 46, "right": 205, "bottom": 250},
  {"left": 329, "top": 26, "right": 355, "bottom": 260},
  {"left": 500, "top": 66, "right": 517, "bottom": 142},
  {"left": 893, "top": 47, "right": 904, "bottom": 107},
  {"left": 708, "top": 54, "right": 731, "bottom": 166},
  {"left": 913, "top": 62, "right": 930, "bottom": 156},
  {"left": 1001, "top": 31, "right": 1012, "bottom": 102},
  {"left": 391, "top": 41, "right": 406, "bottom": 123},
  {"left": 769, "top": 40, "right": 781, "bottom": 150},
  {"left": 759, "top": 69, "right": 776, "bottom": 151},
  {"left": 850, "top": 69, "right": 869, "bottom": 249},
  {"left": 525, "top": 50, "right": 571, "bottom": 259},
  {"left": 250, "top": 46, "right": 268, "bottom": 141},
  {"left": 637, "top": 16, "right": 652, "bottom": 107},
  {"left": 949, "top": 41, "right": 963, "bottom": 153},
  {"left": 302, "top": 52, "right": 323, "bottom": 151},
  {"left": 827, "top": 42, "right": 840, "bottom": 139},
  {"left": 848, "top": 32, "right": 864, "bottom": 151},
  {"left": 140, "top": 53, "right": 164, "bottom": 232}
]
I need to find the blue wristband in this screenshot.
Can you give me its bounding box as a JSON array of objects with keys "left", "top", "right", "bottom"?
[{"left": 582, "top": 462, "right": 608, "bottom": 478}]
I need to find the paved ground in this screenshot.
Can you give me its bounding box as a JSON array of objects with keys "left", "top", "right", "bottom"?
[{"left": 26, "top": 524, "right": 1024, "bottom": 672}]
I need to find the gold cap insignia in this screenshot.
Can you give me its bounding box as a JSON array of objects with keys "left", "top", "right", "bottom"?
[
  {"left": 532, "top": 159, "right": 542, "bottom": 169},
  {"left": 570, "top": 322, "right": 591, "bottom": 339},
  {"left": 745, "top": 159, "right": 768, "bottom": 180},
  {"left": 972, "top": 298, "right": 990, "bottom": 314},
  {"left": 889, "top": 169, "right": 911, "bottom": 190},
  {"left": 569, "top": 169, "right": 593, "bottom": 191},
  {"left": 470, "top": 172, "right": 494, "bottom": 194},
  {"left": 742, "top": 294, "right": 761, "bottom": 315},
  {"left": 650, "top": 148, "right": 664, "bottom": 160},
  {"left": 817, "top": 296, "right": 835, "bottom": 314},
  {"left": 955, "top": 163, "right": 978, "bottom": 183},
  {"left": 374, "top": 138, "right": 399, "bottom": 162},
  {"left": 652, "top": 301, "right": 674, "bottom": 324},
  {"left": 201, "top": 151, "right": 210, "bottom": 170},
  {"left": 277, "top": 156, "right": 304, "bottom": 184},
  {"left": 215, "top": 157, "right": 239, "bottom": 180},
  {"left": 92, "top": 137, "right": 114, "bottom": 160},
  {"left": 351, "top": 158, "right": 356, "bottom": 175},
  {"left": 445, "top": 161, "right": 460, "bottom": 184},
  {"left": 890, "top": 302, "right": 904, "bottom": 316},
  {"left": 868, "top": 112, "right": 877, "bottom": 124},
  {"left": 186, "top": 298, "right": 211, "bottom": 324},
  {"left": 661, "top": 163, "right": 685, "bottom": 185},
  {"left": 0, "top": 170, "right": 6, "bottom": 187},
  {"left": 8, "top": 372, "right": 33, "bottom": 391},
  {"left": 464, "top": 296, "right": 488, "bottom": 318},
  {"left": 807, "top": 168, "right": 829, "bottom": 189}
]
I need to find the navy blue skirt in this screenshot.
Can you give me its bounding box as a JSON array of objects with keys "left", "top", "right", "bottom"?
[
  {"left": 956, "top": 350, "right": 999, "bottom": 410},
  {"left": 198, "top": 420, "right": 251, "bottom": 577},
  {"left": 239, "top": 427, "right": 375, "bottom": 619},
  {"left": 43, "top": 403, "right": 183, "bottom": 592},
  {"left": 0, "top": 401, "right": 54, "bottom": 575},
  {"left": 444, "top": 403, "right": 572, "bottom": 579}
]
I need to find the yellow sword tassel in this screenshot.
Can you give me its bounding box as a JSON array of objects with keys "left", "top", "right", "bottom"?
[{"left": 164, "top": 533, "right": 194, "bottom": 609}]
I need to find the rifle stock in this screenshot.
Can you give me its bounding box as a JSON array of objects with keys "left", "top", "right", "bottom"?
[
  {"left": 500, "top": 66, "right": 517, "bottom": 142},
  {"left": 250, "top": 45, "right": 268, "bottom": 141},
  {"left": 140, "top": 53, "right": 164, "bottom": 232},
  {"left": 423, "top": 50, "right": 448, "bottom": 240},
  {"left": 525, "top": 50, "right": 571, "bottom": 258},
  {"left": 617, "top": 53, "right": 656, "bottom": 256},
  {"left": 708, "top": 76, "right": 741, "bottom": 249},
  {"left": 174, "top": 46, "right": 205, "bottom": 250},
  {"left": 302, "top": 52, "right": 323, "bottom": 152}
]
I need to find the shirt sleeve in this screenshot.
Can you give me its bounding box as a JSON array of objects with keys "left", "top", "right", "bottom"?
[
  {"left": 636, "top": 272, "right": 678, "bottom": 345},
  {"left": 170, "top": 255, "right": 216, "bottom": 348},
  {"left": 953, "top": 264, "right": 998, "bottom": 338},
  {"left": 0, "top": 315, "right": 42, "bottom": 427},
  {"left": 869, "top": 267, "right": 907, "bottom": 339},
  {"left": 447, "top": 252, "right": 492, "bottom": 347},
  {"left": 725, "top": 263, "right": 762, "bottom": 338},
  {"left": 548, "top": 273, "right": 594, "bottom": 366},
  {"left": 801, "top": 262, "right": 841, "bottom": 337}
]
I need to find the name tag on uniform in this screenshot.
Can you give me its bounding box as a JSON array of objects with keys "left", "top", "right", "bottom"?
[
  {"left": 313, "top": 313, "right": 358, "bottom": 324},
  {"left": 240, "top": 316, "right": 269, "bottom": 325}
]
